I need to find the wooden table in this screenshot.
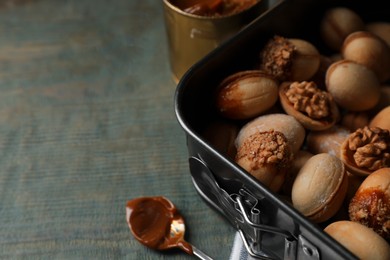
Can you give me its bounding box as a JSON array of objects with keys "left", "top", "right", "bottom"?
[{"left": 0, "top": 0, "right": 235, "bottom": 259}]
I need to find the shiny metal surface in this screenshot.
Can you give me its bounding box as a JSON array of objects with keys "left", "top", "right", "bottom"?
[
  {"left": 193, "top": 245, "right": 214, "bottom": 260},
  {"left": 162, "top": 0, "right": 267, "bottom": 82}
]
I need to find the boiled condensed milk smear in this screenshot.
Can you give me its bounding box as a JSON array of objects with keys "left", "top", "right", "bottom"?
[
  {"left": 126, "top": 196, "right": 193, "bottom": 254},
  {"left": 170, "top": 0, "right": 258, "bottom": 17}
]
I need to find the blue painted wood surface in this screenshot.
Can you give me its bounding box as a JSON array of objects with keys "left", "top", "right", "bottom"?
[{"left": 0, "top": 0, "right": 235, "bottom": 259}]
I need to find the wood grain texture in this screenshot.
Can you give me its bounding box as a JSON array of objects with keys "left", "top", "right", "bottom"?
[{"left": 0, "top": 0, "right": 235, "bottom": 259}]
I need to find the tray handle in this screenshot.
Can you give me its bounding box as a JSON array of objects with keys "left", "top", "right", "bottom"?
[{"left": 189, "top": 156, "right": 320, "bottom": 260}]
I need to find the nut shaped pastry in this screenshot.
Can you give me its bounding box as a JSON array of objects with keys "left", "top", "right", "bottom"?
[
  {"left": 340, "top": 126, "right": 390, "bottom": 177},
  {"left": 291, "top": 153, "right": 348, "bottom": 223},
  {"left": 235, "top": 113, "right": 305, "bottom": 154},
  {"left": 341, "top": 111, "right": 370, "bottom": 132},
  {"left": 324, "top": 221, "right": 390, "bottom": 260},
  {"left": 259, "top": 36, "right": 320, "bottom": 82},
  {"left": 281, "top": 150, "right": 313, "bottom": 196},
  {"left": 288, "top": 39, "right": 321, "bottom": 82},
  {"left": 320, "top": 7, "right": 365, "bottom": 51},
  {"left": 366, "top": 22, "right": 390, "bottom": 47},
  {"left": 306, "top": 125, "right": 351, "bottom": 157},
  {"left": 349, "top": 167, "right": 390, "bottom": 241},
  {"left": 326, "top": 60, "right": 381, "bottom": 111},
  {"left": 342, "top": 31, "right": 390, "bottom": 82},
  {"left": 279, "top": 81, "right": 340, "bottom": 131},
  {"left": 369, "top": 106, "right": 390, "bottom": 131},
  {"left": 216, "top": 70, "right": 279, "bottom": 120},
  {"left": 235, "top": 130, "right": 292, "bottom": 192}
]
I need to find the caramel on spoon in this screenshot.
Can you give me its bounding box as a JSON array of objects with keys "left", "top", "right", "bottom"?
[{"left": 126, "top": 196, "right": 213, "bottom": 260}]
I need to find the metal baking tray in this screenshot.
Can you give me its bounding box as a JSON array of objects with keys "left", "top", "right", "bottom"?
[{"left": 174, "top": 0, "right": 389, "bottom": 259}]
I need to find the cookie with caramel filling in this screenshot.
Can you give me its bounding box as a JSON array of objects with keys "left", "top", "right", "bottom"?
[
  {"left": 349, "top": 167, "right": 390, "bottom": 241},
  {"left": 340, "top": 126, "right": 390, "bottom": 176},
  {"left": 279, "top": 81, "right": 340, "bottom": 131},
  {"left": 235, "top": 130, "right": 292, "bottom": 192}
]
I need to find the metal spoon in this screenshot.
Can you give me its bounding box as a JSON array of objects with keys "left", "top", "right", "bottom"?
[{"left": 126, "top": 196, "right": 213, "bottom": 260}]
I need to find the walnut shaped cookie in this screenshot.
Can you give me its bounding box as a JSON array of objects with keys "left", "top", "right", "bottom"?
[
  {"left": 215, "top": 70, "right": 279, "bottom": 120},
  {"left": 259, "top": 36, "right": 321, "bottom": 82},
  {"left": 279, "top": 81, "right": 340, "bottom": 131},
  {"left": 235, "top": 130, "right": 293, "bottom": 193},
  {"left": 349, "top": 167, "right": 390, "bottom": 241},
  {"left": 340, "top": 126, "right": 390, "bottom": 176}
]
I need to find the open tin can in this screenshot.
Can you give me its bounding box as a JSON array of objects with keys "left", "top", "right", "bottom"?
[
  {"left": 175, "top": 0, "right": 389, "bottom": 259},
  {"left": 163, "top": 0, "right": 268, "bottom": 83}
]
